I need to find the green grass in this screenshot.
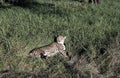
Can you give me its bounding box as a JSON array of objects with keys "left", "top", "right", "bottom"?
[{"left": 0, "top": 0, "right": 120, "bottom": 78}]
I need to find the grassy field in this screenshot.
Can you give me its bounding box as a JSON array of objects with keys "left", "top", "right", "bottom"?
[{"left": 0, "top": 0, "right": 120, "bottom": 78}]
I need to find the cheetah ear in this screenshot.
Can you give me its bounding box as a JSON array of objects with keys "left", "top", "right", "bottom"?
[{"left": 64, "top": 36, "right": 66, "bottom": 39}]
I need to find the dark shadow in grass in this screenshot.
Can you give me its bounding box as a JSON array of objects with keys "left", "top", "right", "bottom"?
[
  {"left": 72, "top": 0, "right": 84, "bottom": 2},
  {"left": 63, "top": 43, "right": 90, "bottom": 74},
  {"left": 72, "top": 0, "right": 100, "bottom": 4},
  {"left": 0, "top": 5, "right": 12, "bottom": 8},
  {"left": 64, "top": 45, "right": 88, "bottom": 68},
  {"left": 23, "top": 2, "right": 69, "bottom": 17},
  {"left": 0, "top": 1, "right": 70, "bottom": 17},
  {"left": 0, "top": 4, "right": 12, "bottom": 9},
  {"left": 63, "top": 46, "right": 90, "bottom": 78}
]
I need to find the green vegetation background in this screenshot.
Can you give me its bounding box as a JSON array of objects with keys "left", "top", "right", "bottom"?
[{"left": 0, "top": 0, "right": 120, "bottom": 78}]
